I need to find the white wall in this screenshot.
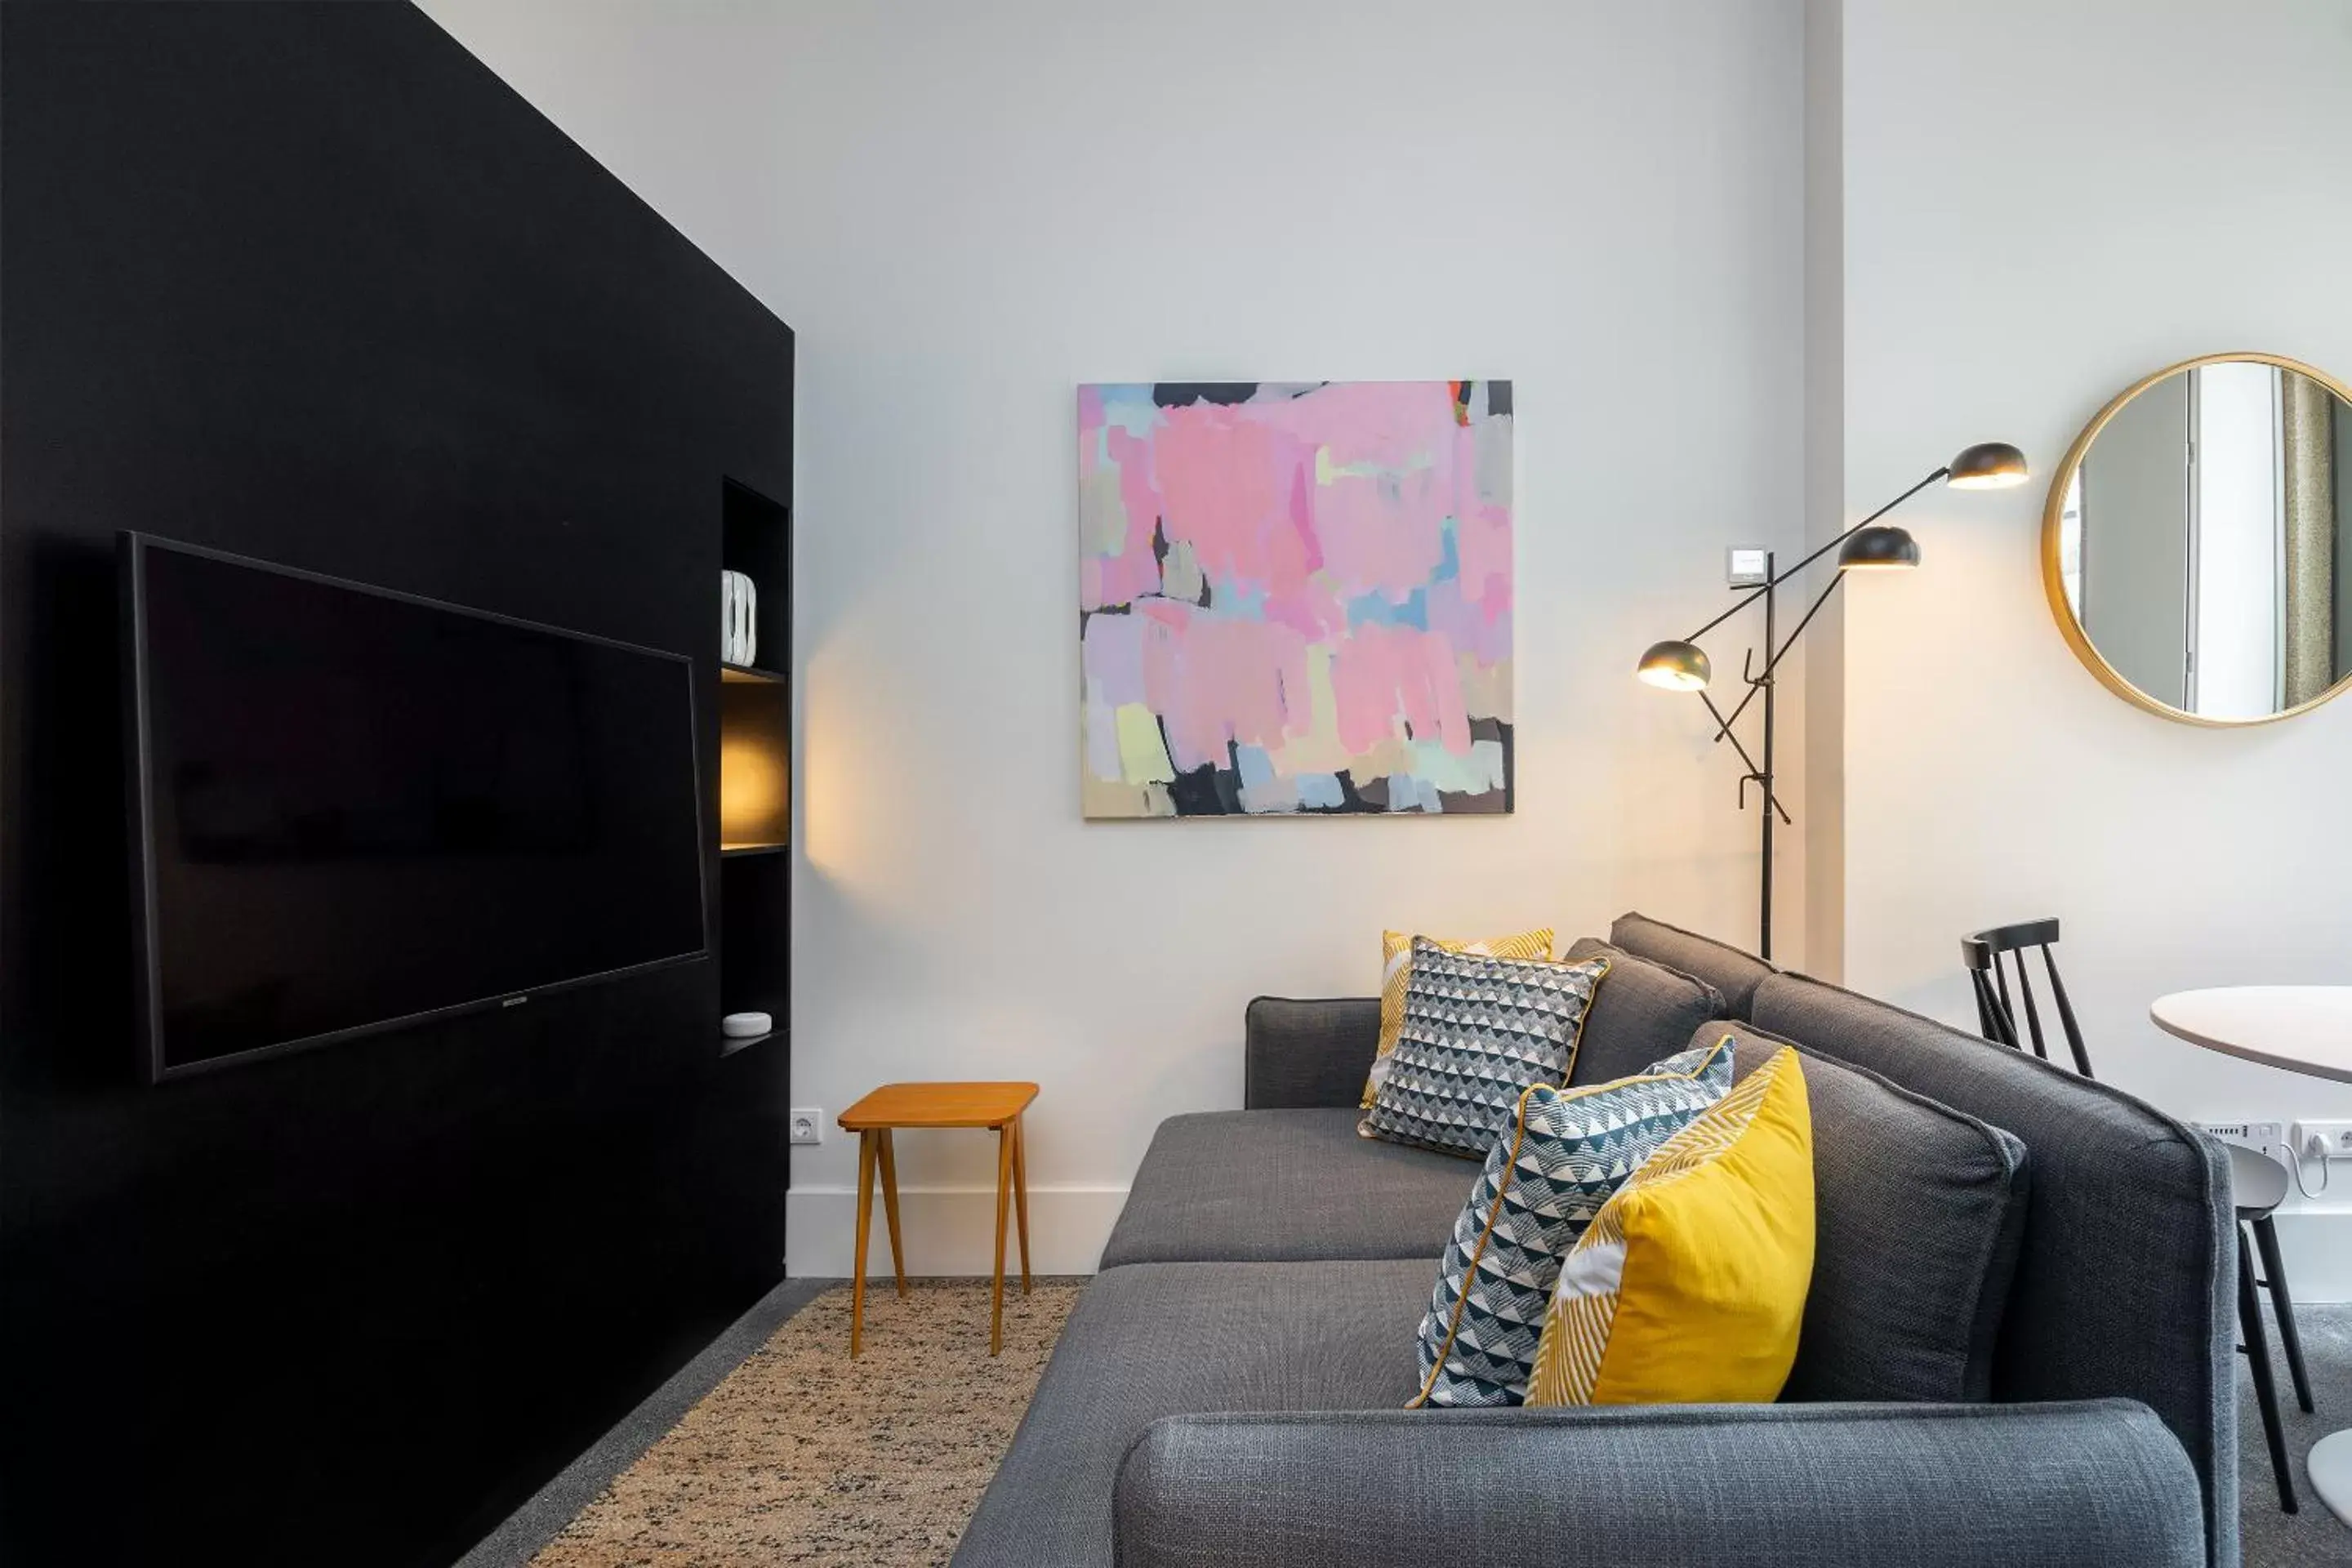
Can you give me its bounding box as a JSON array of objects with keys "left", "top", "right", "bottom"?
[
  {"left": 1837, "top": 1, "right": 2352, "bottom": 1290},
  {"left": 421, "top": 0, "right": 1810, "bottom": 1275},
  {"left": 1801, "top": 0, "right": 1846, "bottom": 980}
]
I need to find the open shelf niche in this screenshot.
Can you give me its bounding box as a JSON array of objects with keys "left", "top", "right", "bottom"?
[{"left": 717, "top": 478, "right": 790, "bottom": 1055}]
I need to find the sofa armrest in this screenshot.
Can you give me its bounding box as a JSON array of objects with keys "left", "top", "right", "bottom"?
[
  {"left": 1114, "top": 1401, "right": 2203, "bottom": 1568},
  {"left": 1242, "top": 996, "right": 1380, "bottom": 1108}
]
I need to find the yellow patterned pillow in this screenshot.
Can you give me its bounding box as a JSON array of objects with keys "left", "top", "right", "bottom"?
[
  {"left": 1526, "top": 1047, "right": 1814, "bottom": 1407},
  {"left": 1362, "top": 927, "right": 1556, "bottom": 1109}
]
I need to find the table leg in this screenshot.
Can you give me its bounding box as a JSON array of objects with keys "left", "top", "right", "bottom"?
[
  {"left": 876, "top": 1128, "right": 908, "bottom": 1298},
  {"left": 991, "top": 1120, "right": 1013, "bottom": 1356},
  {"left": 1012, "top": 1114, "right": 1031, "bottom": 1294},
  {"left": 851, "top": 1129, "right": 876, "bottom": 1358}
]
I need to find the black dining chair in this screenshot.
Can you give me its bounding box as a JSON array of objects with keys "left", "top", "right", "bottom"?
[{"left": 1963, "top": 918, "right": 2314, "bottom": 1514}]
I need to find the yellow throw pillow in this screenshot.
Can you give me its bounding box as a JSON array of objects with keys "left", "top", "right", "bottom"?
[
  {"left": 1526, "top": 1046, "right": 1814, "bottom": 1407},
  {"left": 1363, "top": 927, "right": 1556, "bottom": 1109}
]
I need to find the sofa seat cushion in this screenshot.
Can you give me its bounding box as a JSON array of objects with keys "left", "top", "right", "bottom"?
[
  {"left": 1100, "top": 1109, "right": 1468, "bottom": 1268},
  {"left": 950, "top": 1259, "right": 1431, "bottom": 1568}
]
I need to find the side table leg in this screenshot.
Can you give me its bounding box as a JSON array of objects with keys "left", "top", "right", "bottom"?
[
  {"left": 1012, "top": 1114, "right": 1031, "bottom": 1294},
  {"left": 991, "top": 1120, "right": 1013, "bottom": 1356},
  {"left": 877, "top": 1128, "right": 908, "bottom": 1298},
  {"left": 851, "top": 1128, "right": 876, "bottom": 1358}
]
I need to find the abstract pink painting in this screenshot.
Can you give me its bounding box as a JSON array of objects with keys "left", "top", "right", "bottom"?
[{"left": 1079, "top": 381, "right": 1512, "bottom": 817}]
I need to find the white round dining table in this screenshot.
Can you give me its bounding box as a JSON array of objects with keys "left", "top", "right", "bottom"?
[{"left": 2151, "top": 986, "right": 2352, "bottom": 1526}]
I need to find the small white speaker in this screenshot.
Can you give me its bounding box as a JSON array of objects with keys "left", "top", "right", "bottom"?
[
  {"left": 721, "top": 1010, "right": 773, "bottom": 1039},
  {"left": 719, "top": 571, "right": 758, "bottom": 666}
]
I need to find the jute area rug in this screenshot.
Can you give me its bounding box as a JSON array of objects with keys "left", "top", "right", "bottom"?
[{"left": 533, "top": 1278, "right": 1083, "bottom": 1567}]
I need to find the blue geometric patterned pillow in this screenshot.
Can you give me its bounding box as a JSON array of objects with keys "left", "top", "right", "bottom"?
[
  {"left": 1358, "top": 939, "right": 1610, "bottom": 1159},
  {"left": 1409, "top": 1036, "right": 1735, "bottom": 1408}
]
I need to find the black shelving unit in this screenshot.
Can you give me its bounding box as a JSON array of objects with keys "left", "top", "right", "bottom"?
[{"left": 717, "top": 479, "right": 790, "bottom": 1054}]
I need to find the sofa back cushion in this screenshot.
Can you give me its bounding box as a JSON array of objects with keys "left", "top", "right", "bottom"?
[
  {"left": 1245, "top": 996, "right": 1380, "bottom": 1109},
  {"left": 1608, "top": 911, "right": 1776, "bottom": 1017},
  {"left": 1562, "top": 938, "right": 1724, "bottom": 1086},
  {"left": 1749, "top": 973, "right": 2235, "bottom": 1568},
  {"left": 1707, "top": 1022, "right": 2027, "bottom": 1405}
]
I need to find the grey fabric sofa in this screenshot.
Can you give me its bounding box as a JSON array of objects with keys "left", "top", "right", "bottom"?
[{"left": 952, "top": 914, "right": 2233, "bottom": 1568}]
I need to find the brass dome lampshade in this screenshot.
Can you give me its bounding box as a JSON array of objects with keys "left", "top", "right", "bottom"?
[{"left": 1635, "top": 639, "right": 1712, "bottom": 691}]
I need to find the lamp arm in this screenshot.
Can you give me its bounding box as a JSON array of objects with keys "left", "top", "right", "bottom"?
[
  {"left": 1759, "top": 465, "right": 1951, "bottom": 587},
  {"left": 1673, "top": 465, "right": 1949, "bottom": 643},
  {"left": 1680, "top": 577, "right": 1775, "bottom": 645},
  {"left": 1705, "top": 571, "right": 1844, "bottom": 745}
]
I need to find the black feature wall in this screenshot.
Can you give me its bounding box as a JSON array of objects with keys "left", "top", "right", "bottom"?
[{"left": 0, "top": 6, "right": 794, "bottom": 1563}]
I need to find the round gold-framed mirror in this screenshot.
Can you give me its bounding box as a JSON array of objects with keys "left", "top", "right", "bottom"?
[{"left": 2042, "top": 352, "right": 2352, "bottom": 726}]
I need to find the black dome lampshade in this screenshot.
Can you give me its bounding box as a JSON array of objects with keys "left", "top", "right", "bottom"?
[
  {"left": 1946, "top": 441, "right": 2029, "bottom": 490},
  {"left": 1836, "top": 523, "right": 1922, "bottom": 571},
  {"left": 1636, "top": 639, "right": 1712, "bottom": 691}
]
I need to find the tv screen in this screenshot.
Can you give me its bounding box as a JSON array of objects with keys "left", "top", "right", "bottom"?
[{"left": 122, "top": 535, "right": 707, "bottom": 1079}]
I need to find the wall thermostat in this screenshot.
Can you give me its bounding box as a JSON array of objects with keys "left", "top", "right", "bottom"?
[{"left": 1726, "top": 546, "right": 1771, "bottom": 586}]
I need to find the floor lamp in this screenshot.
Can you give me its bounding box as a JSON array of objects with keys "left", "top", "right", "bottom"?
[{"left": 1635, "top": 442, "right": 2029, "bottom": 961}]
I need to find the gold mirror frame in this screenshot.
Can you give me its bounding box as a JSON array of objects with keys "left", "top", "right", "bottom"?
[{"left": 2041, "top": 350, "right": 2352, "bottom": 728}]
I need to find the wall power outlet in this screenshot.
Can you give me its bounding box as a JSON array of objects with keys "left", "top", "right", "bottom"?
[
  {"left": 788, "top": 1108, "right": 826, "bottom": 1147},
  {"left": 2292, "top": 1120, "right": 2352, "bottom": 1160},
  {"left": 2194, "top": 1119, "right": 2284, "bottom": 1152}
]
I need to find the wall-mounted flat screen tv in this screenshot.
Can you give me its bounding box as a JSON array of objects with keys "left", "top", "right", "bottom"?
[{"left": 122, "top": 535, "right": 707, "bottom": 1080}]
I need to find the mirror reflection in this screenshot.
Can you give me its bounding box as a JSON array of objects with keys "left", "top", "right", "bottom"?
[{"left": 2052, "top": 357, "right": 2352, "bottom": 722}]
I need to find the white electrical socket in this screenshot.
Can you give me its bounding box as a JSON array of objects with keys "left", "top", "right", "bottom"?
[
  {"left": 788, "top": 1107, "right": 826, "bottom": 1147},
  {"left": 2194, "top": 1119, "right": 2285, "bottom": 1151},
  {"left": 2292, "top": 1120, "right": 2352, "bottom": 1160}
]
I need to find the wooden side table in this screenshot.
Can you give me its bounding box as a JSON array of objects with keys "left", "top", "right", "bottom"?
[{"left": 837, "top": 1081, "right": 1038, "bottom": 1356}]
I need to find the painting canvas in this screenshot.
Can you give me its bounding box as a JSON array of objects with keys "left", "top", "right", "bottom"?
[{"left": 1079, "top": 380, "right": 1513, "bottom": 817}]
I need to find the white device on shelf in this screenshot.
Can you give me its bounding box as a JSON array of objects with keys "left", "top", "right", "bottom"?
[
  {"left": 720, "top": 570, "right": 758, "bottom": 666},
  {"left": 721, "top": 1010, "right": 772, "bottom": 1039}
]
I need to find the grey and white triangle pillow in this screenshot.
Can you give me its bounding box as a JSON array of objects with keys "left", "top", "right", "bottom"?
[
  {"left": 1410, "top": 1036, "right": 1736, "bottom": 1408},
  {"left": 1358, "top": 939, "right": 1610, "bottom": 1159}
]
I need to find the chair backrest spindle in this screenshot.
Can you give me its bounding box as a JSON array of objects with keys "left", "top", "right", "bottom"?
[
  {"left": 2011, "top": 950, "right": 2050, "bottom": 1062},
  {"left": 1958, "top": 919, "right": 2091, "bottom": 1080},
  {"left": 2040, "top": 946, "right": 2092, "bottom": 1078}
]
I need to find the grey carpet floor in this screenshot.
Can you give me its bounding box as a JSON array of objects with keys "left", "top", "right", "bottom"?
[
  {"left": 464, "top": 1277, "right": 2352, "bottom": 1566},
  {"left": 2242, "top": 1301, "right": 2352, "bottom": 1566}
]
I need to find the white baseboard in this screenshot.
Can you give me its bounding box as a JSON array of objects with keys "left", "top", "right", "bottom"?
[{"left": 786, "top": 1183, "right": 1129, "bottom": 1278}]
